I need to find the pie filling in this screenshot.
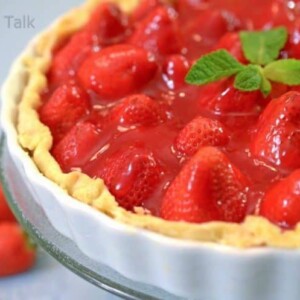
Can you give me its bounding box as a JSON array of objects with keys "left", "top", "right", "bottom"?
[{"left": 37, "top": 0, "right": 300, "bottom": 230}]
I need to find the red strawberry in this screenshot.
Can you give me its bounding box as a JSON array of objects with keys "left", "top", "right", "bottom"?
[
  {"left": 160, "top": 147, "right": 249, "bottom": 223},
  {"left": 0, "top": 185, "right": 16, "bottom": 223},
  {"left": 52, "top": 121, "right": 101, "bottom": 171},
  {"left": 39, "top": 82, "right": 90, "bottom": 142},
  {"left": 78, "top": 44, "right": 158, "bottom": 100},
  {"left": 49, "top": 30, "right": 94, "bottom": 84},
  {"left": 199, "top": 78, "right": 261, "bottom": 113},
  {"left": 0, "top": 223, "right": 36, "bottom": 277},
  {"left": 174, "top": 116, "right": 229, "bottom": 157},
  {"left": 129, "top": 6, "right": 182, "bottom": 56},
  {"left": 215, "top": 32, "right": 247, "bottom": 63},
  {"left": 162, "top": 55, "right": 190, "bottom": 90},
  {"left": 131, "top": 0, "right": 163, "bottom": 22},
  {"left": 259, "top": 170, "right": 300, "bottom": 229},
  {"left": 251, "top": 92, "right": 300, "bottom": 170},
  {"left": 110, "top": 94, "right": 166, "bottom": 126},
  {"left": 85, "top": 2, "right": 130, "bottom": 44},
  {"left": 49, "top": 3, "right": 129, "bottom": 83},
  {"left": 97, "top": 146, "right": 162, "bottom": 210}
]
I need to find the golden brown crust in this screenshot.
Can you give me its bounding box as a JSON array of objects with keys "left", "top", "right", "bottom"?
[{"left": 17, "top": 0, "right": 300, "bottom": 248}]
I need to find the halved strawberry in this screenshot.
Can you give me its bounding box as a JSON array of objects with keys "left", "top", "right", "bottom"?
[
  {"left": 97, "top": 146, "right": 162, "bottom": 210},
  {"left": 174, "top": 116, "right": 229, "bottom": 157},
  {"left": 215, "top": 32, "right": 247, "bottom": 63},
  {"left": 160, "top": 147, "right": 249, "bottom": 223},
  {"left": 162, "top": 55, "right": 190, "bottom": 90},
  {"left": 199, "top": 78, "right": 261, "bottom": 113},
  {"left": 52, "top": 121, "right": 101, "bottom": 171},
  {"left": 259, "top": 170, "right": 300, "bottom": 229},
  {"left": 39, "top": 82, "right": 91, "bottom": 142},
  {"left": 78, "top": 44, "right": 158, "bottom": 100},
  {"left": 110, "top": 94, "right": 166, "bottom": 126},
  {"left": 129, "top": 6, "right": 182, "bottom": 56},
  {"left": 251, "top": 92, "right": 300, "bottom": 170}
]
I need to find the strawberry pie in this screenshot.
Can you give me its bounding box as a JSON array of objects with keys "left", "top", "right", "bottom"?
[{"left": 17, "top": 0, "right": 300, "bottom": 247}]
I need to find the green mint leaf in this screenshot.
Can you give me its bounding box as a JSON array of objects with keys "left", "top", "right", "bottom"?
[
  {"left": 263, "top": 59, "right": 300, "bottom": 85},
  {"left": 260, "top": 77, "right": 272, "bottom": 97},
  {"left": 240, "top": 27, "right": 288, "bottom": 66},
  {"left": 185, "top": 49, "right": 244, "bottom": 85},
  {"left": 234, "top": 65, "right": 262, "bottom": 92}
]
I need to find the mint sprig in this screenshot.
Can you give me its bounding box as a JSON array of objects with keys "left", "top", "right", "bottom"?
[
  {"left": 263, "top": 59, "right": 300, "bottom": 85},
  {"left": 240, "top": 27, "right": 288, "bottom": 66},
  {"left": 185, "top": 49, "right": 244, "bottom": 85},
  {"left": 185, "top": 26, "right": 300, "bottom": 96},
  {"left": 233, "top": 65, "right": 262, "bottom": 92}
]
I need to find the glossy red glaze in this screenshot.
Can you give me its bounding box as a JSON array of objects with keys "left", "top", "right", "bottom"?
[{"left": 39, "top": 1, "right": 300, "bottom": 226}]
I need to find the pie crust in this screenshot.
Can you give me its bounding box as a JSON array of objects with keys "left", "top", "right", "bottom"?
[{"left": 17, "top": 0, "right": 300, "bottom": 248}]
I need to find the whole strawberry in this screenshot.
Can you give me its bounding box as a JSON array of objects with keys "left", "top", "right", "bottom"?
[
  {"left": 52, "top": 121, "right": 102, "bottom": 171},
  {"left": 49, "top": 3, "right": 130, "bottom": 83},
  {"left": 160, "top": 147, "right": 249, "bottom": 223},
  {"left": 174, "top": 116, "right": 229, "bottom": 157},
  {"left": 96, "top": 146, "right": 163, "bottom": 210},
  {"left": 129, "top": 6, "right": 182, "bottom": 55},
  {"left": 78, "top": 44, "right": 157, "bottom": 100},
  {"left": 39, "top": 82, "right": 91, "bottom": 142},
  {"left": 215, "top": 32, "right": 247, "bottom": 63},
  {"left": 0, "top": 223, "right": 36, "bottom": 277},
  {"left": 251, "top": 91, "right": 300, "bottom": 170},
  {"left": 110, "top": 94, "right": 166, "bottom": 126},
  {"left": 199, "top": 78, "right": 261, "bottom": 113},
  {"left": 260, "top": 170, "right": 300, "bottom": 229}
]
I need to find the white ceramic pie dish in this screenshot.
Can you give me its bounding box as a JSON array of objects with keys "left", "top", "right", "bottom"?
[{"left": 2, "top": 17, "right": 300, "bottom": 300}]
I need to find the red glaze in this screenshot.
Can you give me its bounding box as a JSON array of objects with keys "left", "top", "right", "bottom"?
[
  {"left": 40, "top": 0, "right": 300, "bottom": 227},
  {"left": 260, "top": 170, "right": 300, "bottom": 229}
]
